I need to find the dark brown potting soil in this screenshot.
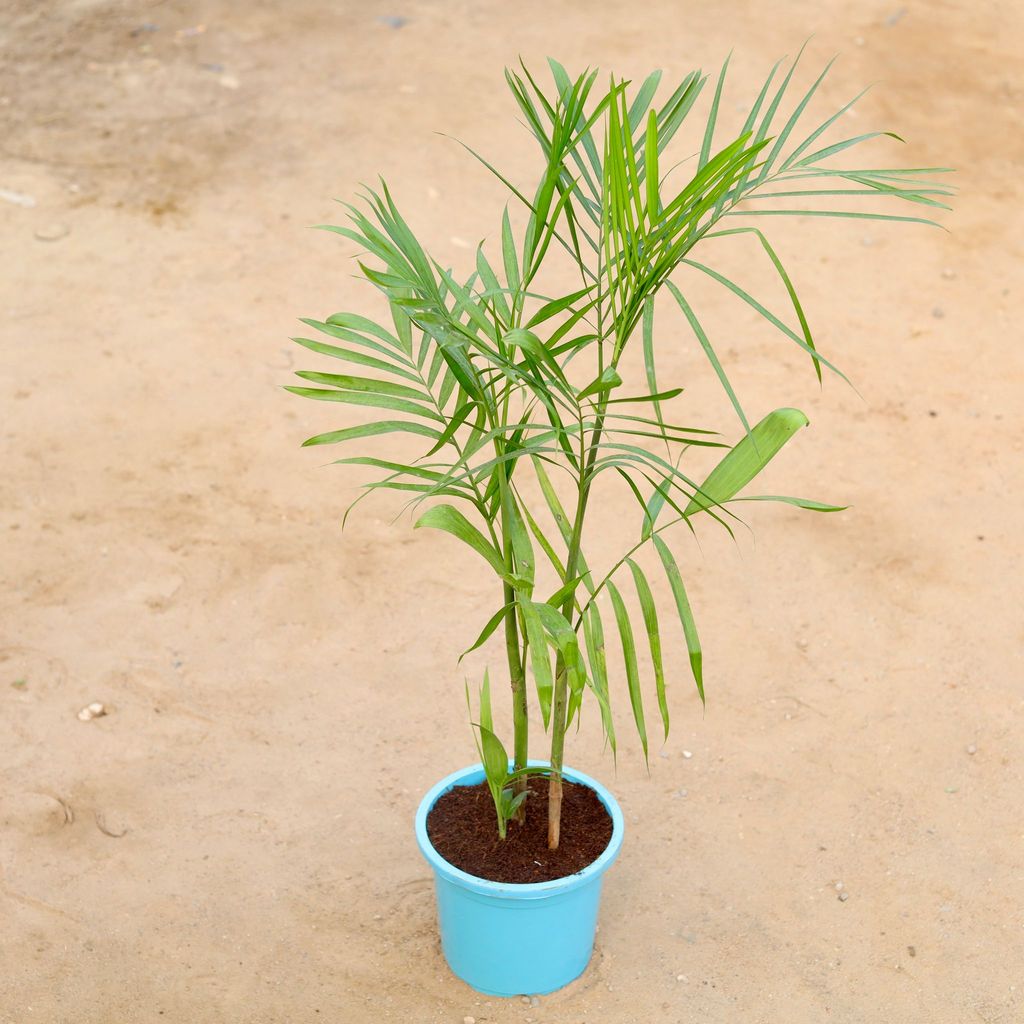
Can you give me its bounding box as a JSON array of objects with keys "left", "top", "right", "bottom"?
[{"left": 426, "top": 777, "right": 613, "bottom": 883}]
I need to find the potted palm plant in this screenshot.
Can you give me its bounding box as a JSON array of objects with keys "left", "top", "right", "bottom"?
[{"left": 286, "top": 53, "right": 950, "bottom": 996}]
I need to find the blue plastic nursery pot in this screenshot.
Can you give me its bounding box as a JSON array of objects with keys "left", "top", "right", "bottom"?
[{"left": 415, "top": 762, "right": 624, "bottom": 997}]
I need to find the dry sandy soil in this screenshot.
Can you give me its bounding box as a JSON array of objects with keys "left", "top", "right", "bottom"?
[{"left": 1, "top": 1, "right": 1022, "bottom": 1021}]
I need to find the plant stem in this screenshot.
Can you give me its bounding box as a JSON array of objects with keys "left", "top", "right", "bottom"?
[
  {"left": 496, "top": 457, "right": 529, "bottom": 819},
  {"left": 503, "top": 579, "right": 529, "bottom": 812},
  {"left": 547, "top": 405, "right": 608, "bottom": 849}
]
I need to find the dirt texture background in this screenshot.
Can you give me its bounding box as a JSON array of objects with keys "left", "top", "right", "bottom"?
[{"left": 1, "top": 1, "right": 1022, "bottom": 1022}]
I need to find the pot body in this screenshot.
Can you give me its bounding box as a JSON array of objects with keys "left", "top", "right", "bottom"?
[{"left": 414, "top": 762, "right": 624, "bottom": 996}]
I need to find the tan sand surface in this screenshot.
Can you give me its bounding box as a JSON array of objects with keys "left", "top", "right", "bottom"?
[{"left": 1, "top": 1, "right": 1022, "bottom": 1021}]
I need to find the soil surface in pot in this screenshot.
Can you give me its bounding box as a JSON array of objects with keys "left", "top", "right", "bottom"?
[{"left": 426, "top": 777, "right": 613, "bottom": 883}]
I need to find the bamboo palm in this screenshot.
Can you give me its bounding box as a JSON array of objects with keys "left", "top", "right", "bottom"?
[{"left": 287, "top": 53, "right": 952, "bottom": 850}]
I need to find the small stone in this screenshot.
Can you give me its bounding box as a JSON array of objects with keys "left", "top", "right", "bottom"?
[
  {"left": 0, "top": 187, "right": 36, "bottom": 208},
  {"left": 941, "top": 267, "right": 956, "bottom": 280},
  {"left": 463, "top": 1017, "right": 476, "bottom": 1024},
  {"left": 931, "top": 307, "right": 945, "bottom": 319},
  {"left": 521, "top": 996, "right": 531, "bottom": 1005},
  {"left": 35, "top": 222, "right": 70, "bottom": 242},
  {"left": 835, "top": 881, "right": 844, "bottom": 891},
  {"left": 682, "top": 750, "right": 693, "bottom": 759},
  {"left": 530, "top": 996, "right": 540, "bottom": 1007},
  {"left": 659, "top": 750, "right": 669, "bottom": 759},
  {"left": 450, "top": 236, "right": 471, "bottom": 249},
  {"left": 861, "top": 236, "right": 874, "bottom": 247},
  {"left": 676, "top": 973, "right": 688, "bottom": 982},
  {"left": 944, "top": 786, "right": 958, "bottom": 794},
  {"left": 966, "top": 744, "right": 977, "bottom": 755},
  {"left": 77, "top": 702, "right": 107, "bottom": 721},
  {"left": 838, "top": 892, "right": 849, "bottom": 902},
  {"left": 674, "top": 788, "right": 688, "bottom": 798},
  {"left": 219, "top": 74, "right": 240, "bottom": 90},
  {"left": 854, "top": 35, "right": 866, "bottom": 46},
  {"left": 907, "top": 945, "right": 916, "bottom": 957}
]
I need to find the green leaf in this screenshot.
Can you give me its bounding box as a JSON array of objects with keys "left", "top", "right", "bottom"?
[
  {"left": 644, "top": 109, "right": 660, "bottom": 216},
  {"left": 666, "top": 282, "right": 750, "bottom": 436},
  {"left": 685, "top": 407, "right": 809, "bottom": 517},
  {"left": 415, "top": 505, "right": 507, "bottom": 577},
  {"left": 525, "top": 284, "right": 596, "bottom": 329},
  {"left": 284, "top": 387, "right": 442, "bottom": 421},
  {"left": 653, "top": 535, "right": 704, "bottom": 703},
  {"left": 607, "top": 579, "right": 647, "bottom": 762},
  {"left": 534, "top": 602, "right": 584, "bottom": 698},
  {"left": 698, "top": 54, "right": 730, "bottom": 170},
  {"left": 501, "top": 206, "right": 521, "bottom": 305},
  {"left": 640, "top": 295, "right": 663, "bottom": 430},
  {"left": 606, "top": 387, "right": 684, "bottom": 405},
  {"left": 504, "top": 492, "right": 536, "bottom": 591},
  {"left": 729, "top": 494, "right": 848, "bottom": 512},
  {"left": 302, "top": 420, "right": 440, "bottom": 447},
  {"left": 424, "top": 400, "right": 477, "bottom": 456},
  {"left": 583, "top": 603, "right": 615, "bottom": 756},
  {"left": 292, "top": 370, "right": 428, "bottom": 397},
  {"left": 519, "top": 596, "right": 553, "bottom": 728},
  {"left": 626, "top": 558, "right": 668, "bottom": 740},
  {"left": 325, "top": 311, "right": 404, "bottom": 350},
  {"left": 458, "top": 604, "right": 510, "bottom": 661},
  {"left": 577, "top": 366, "right": 622, "bottom": 401},
  {"left": 290, "top": 336, "right": 422, "bottom": 383},
  {"left": 703, "top": 226, "right": 821, "bottom": 381}
]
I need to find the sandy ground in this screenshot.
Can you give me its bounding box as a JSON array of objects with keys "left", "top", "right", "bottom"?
[{"left": 1, "top": 1, "right": 1022, "bottom": 1021}]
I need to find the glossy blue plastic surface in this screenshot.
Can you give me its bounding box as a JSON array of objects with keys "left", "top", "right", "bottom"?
[{"left": 415, "top": 762, "right": 624, "bottom": 996}]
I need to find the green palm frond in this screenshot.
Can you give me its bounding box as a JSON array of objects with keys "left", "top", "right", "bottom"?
[{"left": 287, "top": 52, "right": 951, "bottom": 842}]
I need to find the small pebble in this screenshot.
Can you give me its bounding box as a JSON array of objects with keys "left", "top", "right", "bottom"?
[
  {"left": 682, "top": 750, "right": 693, "bottom": 759},
  {"left": 941, "top": 267, "right": 956, "bottom": 280},
  {"left": 530, "top": 996, "right": 540, "bottom": 1007},
  {"left": 854, "top": 35, "right": 866, "bottom": 46},
  {"left": 219, "top": 74, "right": 240, "bottom": 90},
  {"left": 35, "top": 222, "right": 70, "bottom": 242},
  {"left": 931, "top": 307, "right": 945, "bottom": 319},
  {"left": 77, "top": 701, "right": 107, "bottom": 721},
  {"left": 463, "top": 1017, "right": 476, "bottom": 1024},
  {"left": 835, "top": 881, "right": 845, "bottom": 891},
  {"left": 676, "top": 973, "right": 688, "bottom": 982},
  {"left": 945, "top": 786, "right": 958, "bottom": 794},
  {"left": 907, "top": 945, "right": 916, "bottom": 957},
  {"left": 966, "top": 744, "right": 977, "bottom": 755},
  {"left": 838, "top": 892, "right": 849, "bottom": 902},
  {"left": 0, "top": 187, "right": 36, "bottom": 208},
  {"left": 674, "top": 788, "right": 688, "bottom": 798},
  {"left": 521, "top": 996, "right": 531, "bottom": 1005},
  {"left": 659, "top": 750, "right": 669, "bottom": 759}
]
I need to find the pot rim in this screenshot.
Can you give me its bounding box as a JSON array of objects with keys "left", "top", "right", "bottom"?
[{"left": 415, "top": 760, "right": 625, "bottom": 898}]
